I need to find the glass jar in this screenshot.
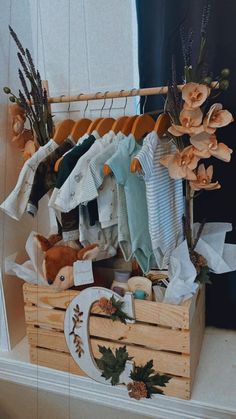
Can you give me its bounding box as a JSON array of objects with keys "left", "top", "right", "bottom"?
[{"left": 111, "top": 270, "right": 131, "bottom": 296}]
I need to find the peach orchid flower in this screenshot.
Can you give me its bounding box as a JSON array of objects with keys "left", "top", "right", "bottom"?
[
  {"left": 168, "top": 107, "right": 204, "bottom": 137},
  {"left": 190, "top": 132, "right": 233, "bottom": 162},
  {"left": 203, "top": 103, "right": 234, "bottom": 134},
  {"left": 12, "top": 114, "right": 25, "bottom": 135},
  {"left": 182, "top": 82, "right": 210, "bottom": 109},
  {"left": 160, "top": 146, "right": 199, "bottom": 180},
  {"left": 190, "top": 164, "right": 221, "bottom": 191}
]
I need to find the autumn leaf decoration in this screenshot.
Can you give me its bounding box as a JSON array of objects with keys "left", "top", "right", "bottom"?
[
  {"left": 96, "top": 346, "right": 171, "bottom": 399},
  {"left": 96, "top": 345, "right": 133, "bottom": 386},
  {"left": 69, "top": 304, "right": 84, "bottom": 357},
  {"left": 98, "top": 296, "right": 133, "bottom": 324},
  {"left": 128, "top": 360, "right": 171, "bottom": 400}
]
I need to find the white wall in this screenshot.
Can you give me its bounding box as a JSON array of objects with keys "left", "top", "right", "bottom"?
[
  {"left": 0, "top": 0, "right": 38, "bottom": 349},
  {"left": 0, "top": 0, "right": 138, "bottom": 349},
  {"left": 28, "top": 0, "right": 139, "bottom": 119}
]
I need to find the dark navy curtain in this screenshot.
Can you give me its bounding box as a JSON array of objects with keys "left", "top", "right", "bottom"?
[{"left": 136, "top": 0, "right": 236, "bottom": 328}]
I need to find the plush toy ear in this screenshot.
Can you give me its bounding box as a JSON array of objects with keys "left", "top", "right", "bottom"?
[
  {"left": 77, "top": 244, "right": 99, "bottom": 260},
  {"left": 35, "top": 233, "right": 62, "bottom": 252},
  {"left": 47, "top": 234, "right": 62, "bottom": 247},
  {"left": 35, "top": 234, "right": 53, "bottom": 252}
]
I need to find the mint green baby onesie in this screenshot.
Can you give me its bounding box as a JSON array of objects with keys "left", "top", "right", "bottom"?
[{"left": 106, "top": 134, "right": 155, "bottom": 273}]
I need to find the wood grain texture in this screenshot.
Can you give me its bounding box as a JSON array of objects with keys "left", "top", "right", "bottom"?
[
  {"left": 23, "top": 283, "right": 191, "bottom": 329},
  {"left": 27, "top": 326, "right": 190, "bottom": 377},
  {"left": 23, "top": 283, "right": 204, "bottom": 400},
  {"left": 29, "top": 346, "right": 190, "bottom": 399},
  {"left": 190, "top": 286, "right": 205, "bottom": 388},
  {"left": 25, "top": 305, "right": 190, "bottom": 353}
]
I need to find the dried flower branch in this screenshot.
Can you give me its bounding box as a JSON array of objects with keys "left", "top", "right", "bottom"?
[
  {"left": 4, "top": 27, "right": 54, "bottom": 147},
  {"left": 161, "top": 3, "right": 234, "bottom": 285},
  {"left": 9, "top": 25, "right": 25, "bottom": 55}
]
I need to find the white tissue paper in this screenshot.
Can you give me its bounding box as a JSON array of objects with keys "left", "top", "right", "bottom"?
[
  {"left": 164, "top": 222, "right": 236, "bottom": 304},
  {"left": 5, "top": 231, "right": 46, "bottom": 285},
  {"left": 164, "top": 240, "right": 198, "bottom": 304},
  {"left": 194, "top": 222, "right": 236, "bottom": 273}
]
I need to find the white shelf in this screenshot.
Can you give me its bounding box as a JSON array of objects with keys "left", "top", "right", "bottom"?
[{"left": 0, "top": 327, "right": 236, "bottom": 419}]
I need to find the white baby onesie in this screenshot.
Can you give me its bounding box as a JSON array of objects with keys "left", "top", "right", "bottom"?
[{"left": 0, "top": 139, "right": 58, "bottom": 221}]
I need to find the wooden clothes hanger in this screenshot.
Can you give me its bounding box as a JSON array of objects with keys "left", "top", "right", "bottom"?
[
  {"left": 103, "top": 115, "right": 139, "bottom": 176},
  {"left": 104, "top": 113, "right": 155, "bottom": 176},
  {"left": 86, "top": 117, "right": 104, "bottom": 134},
  {"left": 111, "top": 116, "right": 129, "bottom": 134},
  {"left": 154, "top": 112, "right": 171, "bottom": 137},
  {"left": 86, "top": 91, "right": 109, "bottom": 136},
  {"left": 122, "top": 115, "right": 138, "bottom": 136},
  {"left": 54, "top": 118, "right": 93, "bottom": 172},
  {"left": 53, "top": 119, "right": 75, "bottom": 145},
  {"left": 71, "top": 118, "right": 92, "bottom": 140},
  {"left": 103, "top": 115, "right": 140, "bottom": 176},
  {"left": 130, "top": 113, "right": 171, "bottom": 173},
  {"left": 131, "top": 114, "right": 155, "bottom": 142},
  {"left": 95, "top": 117, "right": 115, "bottom": 137},
  {"left": 105, "top": 110, "right": 154, "bottom": 175},
  {"left": 111, "top": 92, "right": 130, "bottom": 134}
]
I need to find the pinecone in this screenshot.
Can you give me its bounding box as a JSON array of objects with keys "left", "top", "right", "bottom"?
[
  {"left": 98, "top": 297, "right": 117, "bottom": 315},
  {"left": 190, "top": 250, "right": 207, "bottom": 273},
  {"left": 127, "top": 381, "right": 148, "bottom": 400}
]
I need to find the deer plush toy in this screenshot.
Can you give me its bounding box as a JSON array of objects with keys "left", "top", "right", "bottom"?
[{"left": 36, "top": 234, "right": 100, "bottom": 290}]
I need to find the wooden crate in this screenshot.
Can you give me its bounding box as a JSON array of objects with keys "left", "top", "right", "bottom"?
[{"left": 23, "top": 283, "right": 205, "bottom": 400}]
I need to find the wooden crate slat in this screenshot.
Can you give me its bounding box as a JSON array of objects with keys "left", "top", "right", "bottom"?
[
  {"left": 23, "top": 284, "right": 204, "bottom": 400},
  {"left": 190, "top": 286, "right": 205, "bottom": 388},
  {"left": 24, "top": 284, "right": 78, "bottom": 310},
  {"left": 89, "top": 316, "right": 190, "bottom": 353},
  {"left": 29, "top": 346, "right": 190, "bottom": 399},
  {"left": 30, "top": 346, "right": 85, "bottom": 377},
  {"left": 25, "top": 304, "right": 64, "bottom": 330},
  {"left": 27, "top": 326, "right": 190, "bottom": 378},
  {"left": 25, "top": 305, "right": 190, "bottom": 353},
  {"left": 23, "top": 283, "right": 190, "bottom": 329},
  {"left": 135, "top": 299, "right": 190, "bottom": 329}
]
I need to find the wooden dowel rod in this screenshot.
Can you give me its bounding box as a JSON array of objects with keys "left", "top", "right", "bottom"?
[
  {"left": 48, "top": 85, "right": 183, "bottom": 104},
  {"left": 47, "top": 82, "right": 219, "bottom": 104}
]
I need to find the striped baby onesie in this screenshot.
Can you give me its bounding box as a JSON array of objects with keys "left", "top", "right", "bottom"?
[{"left": 135, "top": 131, "right": 184, "bottom": 268}]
